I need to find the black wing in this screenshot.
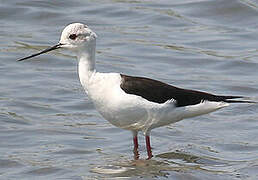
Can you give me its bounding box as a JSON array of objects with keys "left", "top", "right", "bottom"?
[{"left": 120, "top": 74, "right": 245, "bottom": 107}]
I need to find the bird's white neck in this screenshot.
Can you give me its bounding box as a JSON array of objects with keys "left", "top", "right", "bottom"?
[{"left": 77, "top": 41, "right": 96, "bottom": 89}]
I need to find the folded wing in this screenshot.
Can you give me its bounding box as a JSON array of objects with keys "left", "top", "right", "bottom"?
[{"left": 120, "top": 74, "right": 250, "bottom": 107}]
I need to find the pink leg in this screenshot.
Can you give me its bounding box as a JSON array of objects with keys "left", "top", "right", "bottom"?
[
  {"left": 145, "top": 135, "right": 153, "bottom": 159},
  {"left": 133, "top": 132, "right": 139, "bottom": 160}
]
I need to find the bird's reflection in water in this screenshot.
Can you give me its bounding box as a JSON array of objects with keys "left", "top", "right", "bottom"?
[{"left": 91, "top": 151, "right": 229, "bottom": 178}]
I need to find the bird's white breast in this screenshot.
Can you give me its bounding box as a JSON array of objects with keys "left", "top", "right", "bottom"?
[{"left": 84, "top": 73, "right": 147, "bottom": 129}]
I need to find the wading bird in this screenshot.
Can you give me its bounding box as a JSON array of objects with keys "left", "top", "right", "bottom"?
[{"left": 18, "top": 23, "right": 253, "bottom": 159}]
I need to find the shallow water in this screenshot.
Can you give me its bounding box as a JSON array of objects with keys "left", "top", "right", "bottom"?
[{"left": 1, "top": 0, "right": 258, "bottom": 179}]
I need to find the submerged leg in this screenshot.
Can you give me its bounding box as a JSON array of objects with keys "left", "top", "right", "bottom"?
[
  {"left": 145, "top": 135, "right": 153, "bottom": 159},
  {"left": 132, "top": 131, "right": 139, "bottom": 160}
]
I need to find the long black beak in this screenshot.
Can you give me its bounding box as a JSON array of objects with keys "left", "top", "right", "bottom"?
[{"left": 17, "top": 43, "right": 63, "bottom": 61}]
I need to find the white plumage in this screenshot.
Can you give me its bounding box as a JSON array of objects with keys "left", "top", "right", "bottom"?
[
  {"left": 18, "top": 23, "right": 251, "bottom": 159},
  {"left": 81, "top": 71, "right": 228, "bottom": 134}
]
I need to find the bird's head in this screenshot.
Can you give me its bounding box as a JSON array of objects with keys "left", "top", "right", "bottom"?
[
  {"left": 59, "top": 23, "right": 97, "bottom": 50},
  {"left": 17, "top": 23, "right": 97, "bottom": 61}
]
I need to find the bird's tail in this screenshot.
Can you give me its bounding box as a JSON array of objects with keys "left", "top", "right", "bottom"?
[{"left": 219, "top": 95, "right": 256, "bottom": 103}]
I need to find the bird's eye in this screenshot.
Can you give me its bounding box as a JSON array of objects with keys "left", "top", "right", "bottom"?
[{"left": 69, "top": 34, "right": 77, "bottom": 40}]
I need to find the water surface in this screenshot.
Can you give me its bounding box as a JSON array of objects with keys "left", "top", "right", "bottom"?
[{"left": 1, "top": 0, "right": 258, "bottom": 179}]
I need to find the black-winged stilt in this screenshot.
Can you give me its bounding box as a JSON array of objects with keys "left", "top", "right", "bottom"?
[{"left": 18, "top": 23, "right": 253, "bottom": 159}]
